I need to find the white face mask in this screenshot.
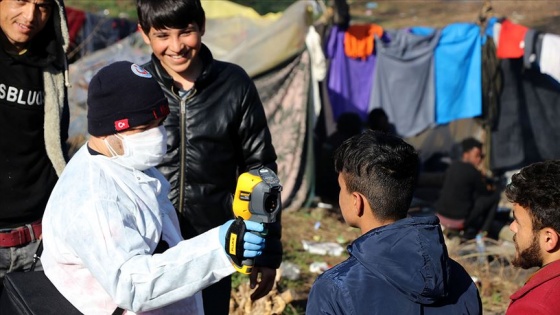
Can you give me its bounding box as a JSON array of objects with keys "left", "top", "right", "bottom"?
[{"left": 105, "top": 125, "right": 167, "bottom": 171}]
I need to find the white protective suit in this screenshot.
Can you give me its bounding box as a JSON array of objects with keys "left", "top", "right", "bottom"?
[{"left": 41, "top": 145, "right": 235, "bottom": 314}]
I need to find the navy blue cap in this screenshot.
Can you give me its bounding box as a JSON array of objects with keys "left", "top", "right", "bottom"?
[{"left": 87, "top": 61, "right": 169, "bottom": 136}]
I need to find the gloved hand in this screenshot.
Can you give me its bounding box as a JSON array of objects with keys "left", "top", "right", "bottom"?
[{"left": 219, "top": 219, "right": 265, "bottom": 259}]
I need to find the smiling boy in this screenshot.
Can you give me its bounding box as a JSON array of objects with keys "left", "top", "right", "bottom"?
[{"left": 136, "top": 1, "right": 281, "bottom": 313}]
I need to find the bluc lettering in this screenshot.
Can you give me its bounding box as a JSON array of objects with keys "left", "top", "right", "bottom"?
[{"left": 0, "top": 85, "right": 43, "bottom": 105}]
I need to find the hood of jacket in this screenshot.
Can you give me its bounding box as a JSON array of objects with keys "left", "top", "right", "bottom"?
[
  {"left": 37, "top": 0, "right": 69, "bottom": 69},
  {"left": 350, "top": 215, "right": 451, "bottom": 305}
]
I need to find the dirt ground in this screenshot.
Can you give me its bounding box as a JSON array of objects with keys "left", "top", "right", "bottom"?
[{"left": 349, "top": 0, "right": 560, "bottom": 32}]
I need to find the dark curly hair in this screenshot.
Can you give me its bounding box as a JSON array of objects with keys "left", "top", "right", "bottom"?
[
  {"left": 505, "top": 160, "right": 560, "bottom": 232},
  {"left": 334, "top": 130, "right": 419, "bottom": 221}
]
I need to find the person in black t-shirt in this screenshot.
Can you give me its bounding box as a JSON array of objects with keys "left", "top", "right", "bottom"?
[
  {"left": 0, "top": 0, "right": 70, "bottom": 288},
  {"left": 435, "top": 138, "right": 501, "bottom": 239}
]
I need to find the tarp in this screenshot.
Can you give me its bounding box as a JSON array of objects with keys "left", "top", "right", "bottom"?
[{"left": 203, "top": 0, "right": 311, "bottom": 77}]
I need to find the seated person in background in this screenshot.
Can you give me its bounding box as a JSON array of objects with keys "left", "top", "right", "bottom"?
[
  {"left": 40, "top": 61, "right": 265, "bottom": 314},
  {"left": 306, "top": 130, "right": 482, "bottom": 314},
  {"left": 435, "top": 137, "right": 501, "bottom": 239}
]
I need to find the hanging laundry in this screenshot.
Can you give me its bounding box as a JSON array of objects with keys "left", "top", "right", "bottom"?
[
  {"left": 492, "top": 57, "right": 560, "bottom": 171},
  {"left": 326, "top": 25, "right": 378, "bottom": 121},
  {"left": 491, "top": 58, "right": 526, "bottom": 170},
  {"left": 432, "top": 23, "right": 483, "bottom": 125},
  {"left": 493, "top": 21, "right": 502, "bottom": 48},
  {"left": 305, "top": 25, "right": 327, "bottom": 126},
  {"left": 523, "top": 29, "right": 543, "bottom": 70},
  {"left": 481, "top": 33, "right": 502, "bottom": 130},
  {"left": 539, "top": 33, "right": 560, "bottom": 83},
  {"left": 369, "top": 28, "right": 441, "bottom": 138},
  {"left": 496, "top": 19, "right": 528, "bottom": 59},
  {"left": 344, "top": 24, "right": 384, "bottom": 60},
  {"left": 522, "top": 64, "right": 560, "bottom": 162}
]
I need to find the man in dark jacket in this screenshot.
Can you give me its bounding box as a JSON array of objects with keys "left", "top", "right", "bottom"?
[
  {"left": 137, "top": 0, "right": 281, "bottom": 313},
  {"left": 0, "top": 0, "right": 70, "bottom": 288},
  {"left": 435, "top": 137, "right": 501, "bottom": 239},
  {"left": 306, "top": 130, "right": 482, "bottom": 314}
]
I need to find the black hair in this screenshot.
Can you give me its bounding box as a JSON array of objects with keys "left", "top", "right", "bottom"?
[
  {"left": 461, "top": 137, "right": 482, "bottom": 154},
  {"left": 505, "top": 160, "right": 560, "bottom": 233},
  {"left": 334, "top": 130, "right": 419, "bottom": 221},
  {"left": 137, "top": 0, "right": 205, "bottom": 34}
]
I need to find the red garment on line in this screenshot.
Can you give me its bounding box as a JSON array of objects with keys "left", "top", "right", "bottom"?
[{"left": 497, "top": 19, "right": 528, "bottom": 59}]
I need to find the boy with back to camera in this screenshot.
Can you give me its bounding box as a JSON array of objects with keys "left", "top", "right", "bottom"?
[
  {"left": 136, "top": 0, "right": 282, "bottom": 313},
  {"left": 306, "top": 130, "right": 482, "bottom": 314}
]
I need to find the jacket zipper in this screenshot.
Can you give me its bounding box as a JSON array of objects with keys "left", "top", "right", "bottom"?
[{"left": 178, "top": 91, "right": 195, "bottom": 214}]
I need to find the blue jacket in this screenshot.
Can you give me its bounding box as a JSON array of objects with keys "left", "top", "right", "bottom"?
[{"left": 306, "top": 215, "right": 481, "bottom": 314}]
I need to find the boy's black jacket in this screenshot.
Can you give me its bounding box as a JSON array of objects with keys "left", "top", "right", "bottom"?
[{"left": 142, "top": 44, "right": 281, "bottom": 268}]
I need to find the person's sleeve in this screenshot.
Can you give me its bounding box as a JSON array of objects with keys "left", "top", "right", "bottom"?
[
  {"left": 470, "top": 167, "right": 492, "bottom": 195},
  {"left": 306, "top": 275, "right": 353, "bottom": 314},
  {"left": 68, "top": 201, "right": 235, "bottom": 313},
  {"left": 237, "top": 75, "right": 277, "bottom": 172},
  {"left": 237, "top": 71, "right": 282, "bottom": 268}
]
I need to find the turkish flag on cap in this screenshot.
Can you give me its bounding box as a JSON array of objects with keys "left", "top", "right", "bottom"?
[{"left": 115, "top": 119, "right": 130, "bottom": 131}]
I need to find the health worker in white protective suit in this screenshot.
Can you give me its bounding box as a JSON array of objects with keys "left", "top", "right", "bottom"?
[{"left": 41, "top": 61, "right": 266, "bottom": 315}]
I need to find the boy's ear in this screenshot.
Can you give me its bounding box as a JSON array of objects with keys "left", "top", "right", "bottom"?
[{"left": 353, "top": 192, "right": 365, "bottom": 218}]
